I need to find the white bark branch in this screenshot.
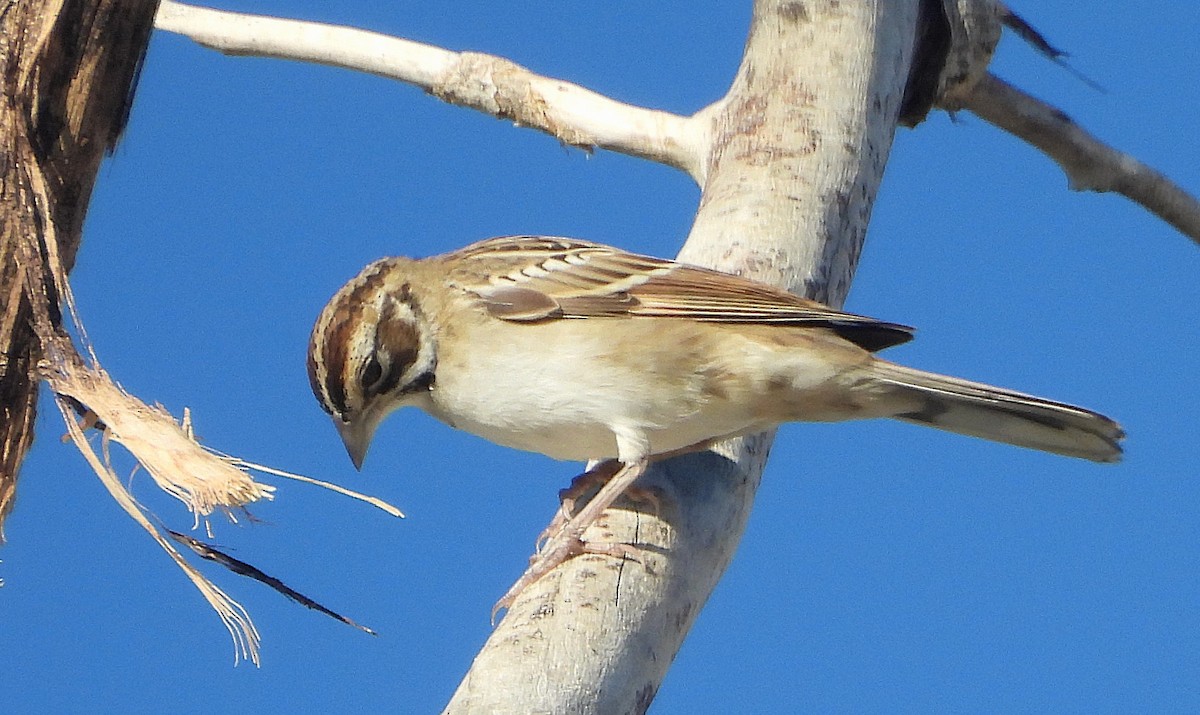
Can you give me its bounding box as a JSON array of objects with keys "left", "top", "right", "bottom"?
[
  {"left": 445, "top": 1, "right": 920, "bottom": 712},
  {"left": 153, "top": 1, "right": 706, "bottom": 179},
  {"left": 964, "top": 73, "right": 1200, "bottom": 246}
]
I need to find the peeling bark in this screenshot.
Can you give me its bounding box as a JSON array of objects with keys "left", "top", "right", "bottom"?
[{"left": 0, "top": 0, "right": 159, "bottom": 541}]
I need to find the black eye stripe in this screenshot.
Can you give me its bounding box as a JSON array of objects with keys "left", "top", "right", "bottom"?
[
  {"left": 360, "top": 356, "right": 384, "bottom": 390},
  {"left": 374, "top": 358, "right": 406, "bottom": 396}
]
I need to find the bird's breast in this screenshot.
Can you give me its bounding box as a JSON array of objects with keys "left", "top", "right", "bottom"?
[
  {"left": 421, "top": 316, "right": 865, "bottom": 462},
  {"left": 423, "top": 318, "right": 763, "bottom": 461}
]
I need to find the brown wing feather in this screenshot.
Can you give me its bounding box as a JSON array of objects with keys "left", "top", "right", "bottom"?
[{"left": 448, "top": 236, "right": 914, "bottom": 352}]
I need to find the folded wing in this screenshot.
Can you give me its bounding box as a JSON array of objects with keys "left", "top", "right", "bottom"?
[{"left": 451, "top": 236, "right": 914, "bottom": 352}]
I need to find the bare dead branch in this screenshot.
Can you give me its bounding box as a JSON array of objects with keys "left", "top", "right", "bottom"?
[
  {"left": 153, "top": 0, "right": 1200, "bottom": 254},
  {"left": 55, "top": 386, "right": 265, "bottom": 665},
  {"left": 131, "top": 0, "right": 1193, "bottom": 705},
  {"left": 965, "top": 73, "right": 1200, "bottom": 246},
  {"left": 153, "top": 1, "right": 707, "bottom": 180},
  {"left": 0, "top": 0, "right": 159, "bottom": 541}
]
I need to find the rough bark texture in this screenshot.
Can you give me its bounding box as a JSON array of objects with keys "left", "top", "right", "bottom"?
[
  {"left": 443, "top": 1, "right": 920, "bottom": 712},
  {"left": 0, "top": 0, "right": 159, "bottom": 540}
]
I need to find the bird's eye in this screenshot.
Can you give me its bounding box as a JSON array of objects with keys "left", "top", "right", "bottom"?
[{"left": 360, "top": 356, "right": 385, "bottom": 392}]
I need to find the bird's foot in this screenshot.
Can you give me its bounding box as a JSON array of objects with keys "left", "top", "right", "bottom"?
[
  {"left": 536, "top": 479, "right": 662, "bottom": 553},
  {"left": 535, "top": 459, "right": 623, "bottom": 552},
  {"left": 493, "top": 458, "right": 650, "bottom": 623},
  {"left": 492, "top": 530, "right": 645, "bottom": 623}
]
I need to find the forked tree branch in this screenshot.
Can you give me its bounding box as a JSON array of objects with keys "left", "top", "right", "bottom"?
[
  {"left": 154, "top": 0, "right": 917, "bottom": 708},
  {"left": 154, "top": 0, "right": 1200, "bottom": 248}
]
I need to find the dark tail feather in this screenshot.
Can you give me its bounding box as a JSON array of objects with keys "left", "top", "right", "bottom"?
[{"left": 870, "top": 361, "right": 1124, "bottom": 463}]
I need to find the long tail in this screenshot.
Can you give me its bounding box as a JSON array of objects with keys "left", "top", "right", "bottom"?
[{"left": 868, "top": 361, "right": 1124, "bottom": 463}]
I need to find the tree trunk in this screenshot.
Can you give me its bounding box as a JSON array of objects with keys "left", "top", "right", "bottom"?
[{"left": 0, "top": 0, "right": 160, "bottom": 539}]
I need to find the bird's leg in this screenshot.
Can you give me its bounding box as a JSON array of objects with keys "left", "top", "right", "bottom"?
[
  {"left": 536, "top": 458, "right": 624, "bottom": 551},
  {"left": 494, "top": 438, "right": 726, "bottom": 620},
  {"left": 494, "top": 458, "right": 648, "bottom": 619},
  {"left": 541, "top": 437, "right": 724, "bottom": 545},
  {"left": 535, "top": 460, "right": 666, "bottom": 551}
]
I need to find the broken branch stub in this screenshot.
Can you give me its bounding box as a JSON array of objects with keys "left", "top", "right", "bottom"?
[{"left": 46, "top": 351, "right": 275, "bottom": 518}]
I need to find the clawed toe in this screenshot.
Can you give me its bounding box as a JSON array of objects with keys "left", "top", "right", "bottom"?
[
  {"left": 492, "top": 532, "right": 648, "bottom": 623},
  {"left": 493, "top": 458, "right": 653, "bottom": 623},
  {"left": 493, "top": 534, "right": 586, "bottom": 623}
]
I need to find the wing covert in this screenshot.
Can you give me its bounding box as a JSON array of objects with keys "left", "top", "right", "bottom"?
[{"left": 450, "top": 236, "right": 914, "bottom": 352}]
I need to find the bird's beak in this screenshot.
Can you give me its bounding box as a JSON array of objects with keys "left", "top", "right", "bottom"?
[{"left": 336, "top": 417, "right": 376, "bottom": 471}]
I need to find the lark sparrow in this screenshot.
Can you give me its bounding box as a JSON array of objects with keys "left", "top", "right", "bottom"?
[{"left": 308, "top": 236, "right": 1123, "bottom": 606}]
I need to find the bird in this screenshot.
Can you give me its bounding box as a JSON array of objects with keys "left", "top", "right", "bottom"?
[{"left": 307, "top": 235, "right": 1124, "bottom": 608}]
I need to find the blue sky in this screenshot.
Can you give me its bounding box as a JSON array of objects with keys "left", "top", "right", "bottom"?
[{"left": 4, "top": 2, "right": 1198, "bottom": 712}]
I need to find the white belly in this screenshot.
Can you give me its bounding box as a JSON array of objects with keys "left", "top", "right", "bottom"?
[
  {"left": 422, "top": 319, "right": 775, "bottom": 462},
  {"left": 419, "top": 317, "right": 857, "bottom": 462}
]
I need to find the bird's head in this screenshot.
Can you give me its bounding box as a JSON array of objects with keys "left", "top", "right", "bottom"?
[{"left": 307, "top": 258, "right": 436, "bottom": 469}]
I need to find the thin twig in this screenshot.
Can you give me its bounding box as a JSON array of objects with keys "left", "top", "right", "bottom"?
[
  {"left": 998, "top": 5, "right": 1104, "bottom": 92},
  {"left": 213, "top": 453, "right": 404, "bottom": 518},
  {"left": 964, "top": 73, "right": 1200, "bottom": 246}
]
